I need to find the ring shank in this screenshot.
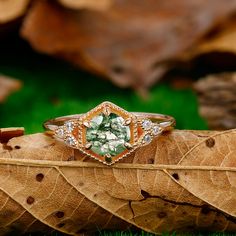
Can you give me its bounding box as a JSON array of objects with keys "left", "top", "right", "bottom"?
[{"left": 44, "top": 112, "right": 175, "bottom": 131}]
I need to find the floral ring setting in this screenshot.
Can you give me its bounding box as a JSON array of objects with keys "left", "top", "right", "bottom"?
[{"left": 44, "top": 101, "right": 175, "bottom": 165}]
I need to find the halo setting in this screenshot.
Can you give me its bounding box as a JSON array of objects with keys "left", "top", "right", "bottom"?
[
  {"left": 45, "top": 101, "right": 175, "bottom": 165},
  {"left": 79, "top": 102, "right": 137, "bottom": 164}
]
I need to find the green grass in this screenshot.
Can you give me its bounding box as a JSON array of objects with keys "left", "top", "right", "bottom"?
[
  {"left": 107, "top": 233, "right": 236, "bottom": 236},
  {"left": 23, "top": 231, "right": 236, "bottom": 236},
  {"left": 0, "top": 37, "right": 207, "bottom": 133},
  {"left": 97, "top": 231, "right": 155, "bottom": 236}
]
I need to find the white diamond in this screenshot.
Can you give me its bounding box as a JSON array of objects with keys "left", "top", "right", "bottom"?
[
  {"left": 55, "top": 128, "right": 64, "bottom": 138},
  {"left": 65, "top": 121, "right": 74, "bottom": 132},
  {"left": 143, "top": 134, "right": 152, "bottom": 144},
  {"left": 153, "top": 125, "right": 162, "bottom": 135},
  {"left": 142, "top": 119, "right": 152, "bottom": 130},
  {"left": 65, "top": 136, "right": 76, "bottom": 146}
]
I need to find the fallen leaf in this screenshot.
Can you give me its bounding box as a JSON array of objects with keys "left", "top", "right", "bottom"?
[
  {"left": 0, "top": 127, "right": 24, "bottom": 143},
  {"left": 58, "top": 0, "right": 112, "bottom": 11},
  {"left": 0, "top": 128, "right": 236, "bottom": 234},
  {"left": 0, "top": 0, "right": 30, "bottom": 23},
  {"left": 0, "top": 75, "right": 22, "bottom": 103},
  {"left": 184, "top": 16, "right": 236, "bottom": 60},
  {"left": 194, "top": 73, "right": 236, "bottom": 130},
  {"left": 20, "top": 0, "right": 236, "bottom": 93}
]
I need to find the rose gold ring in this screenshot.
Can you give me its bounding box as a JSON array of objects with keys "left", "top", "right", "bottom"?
[{"left": 44, "top": 101, "right": 175, "bottom": 165}]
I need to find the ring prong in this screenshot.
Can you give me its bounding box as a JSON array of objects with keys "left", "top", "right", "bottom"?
[
  {"left": 124, "top": 118, "right": 132, "bottom": 126},
  {"left": 83, "top": 121, "right": 91, "bottom": 128},
  {"left": 85, "top": 142, "right": 92, "bottom": 149},
  {"left": 124, "top": 142, "right": 132, "bottom": 149},
  {"left": 105, "top": 153, "right": 112, "bottom": 163},
  {"left": 103, "top": 107, "right": 111, "bottom": 116}
]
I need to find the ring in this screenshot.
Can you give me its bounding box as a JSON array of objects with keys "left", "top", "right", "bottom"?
[{"left": 44, "top": 101, "right": 175, "bottom": 165}]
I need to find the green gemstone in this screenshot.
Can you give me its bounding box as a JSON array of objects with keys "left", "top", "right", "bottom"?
[{"left": 86, "top": 113, "right": 130, "bottom": 156}]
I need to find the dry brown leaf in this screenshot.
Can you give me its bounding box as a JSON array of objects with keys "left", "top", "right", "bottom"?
[
  {"left": 0, "top": 127, "right": 24, "bottom": 143},
  {"left": 58, "top": 0, "right": 112, "bottom": 11},
  {"left": 20, "top": 0, "right": 236, "bottom": 93},
  {"left": 0, "top": 75, "right": 22, "bottom": 103},
  {"left": 184, "top": 16, "right": 236, "bottom": 59},
  {"left": 0, "top": 128, "right": 236, "bottom": 235},
  {"left": 0, "top": 0, "right": 30, "bottom": 23}
]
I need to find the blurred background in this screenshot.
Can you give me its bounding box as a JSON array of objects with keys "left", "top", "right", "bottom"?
[{"left": 1, "top": 0, "right": 236, "bottom": 133}]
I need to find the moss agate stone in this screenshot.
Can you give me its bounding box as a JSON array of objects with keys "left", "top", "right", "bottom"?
[{"left": 86, "top": 113, "right": 130, "bottom": 156}]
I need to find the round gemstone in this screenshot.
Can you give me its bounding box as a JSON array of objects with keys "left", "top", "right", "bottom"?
[
  {"left": 65, "top": 122, "right": 74, "bottom": 132},
  {"left": 153, "top": 125, "right": 161, "bottom": 135},
  {"left": 65, "top": 136, "right": 76, "bottom": 146},
  {"left": 86, "top": 113, "right": 131, "bottom": 156},
  {"left": 55, "top": 128, "right": 64, "bottom": 138},
  {"left": 143, "top": 134, "right": 152, "bottom": 144},
  {"left": 142, "top": 119, "right": 152, "bottom": 130}
]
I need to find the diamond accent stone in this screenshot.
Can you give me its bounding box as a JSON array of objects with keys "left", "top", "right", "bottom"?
[
  {"left": 143, "top": 134, "right": 152, "bottom": 144},
  {"left": 65, "top": 136, "right": 77, "bottom": 147},
  {"left": 153, "top": 125, "right": 162, "bottom": 135},
  {"left": 86, "top": 113, "right": 131, "bottom": 156},
  {"left": 65, "top": 121, "right": 74, "bottom": 132},
  {"left": 142, "top": 119, "right": 152, "bottom": 130},
  {"left": 55, "top": 128, "right": 64, "bottom": 138}
]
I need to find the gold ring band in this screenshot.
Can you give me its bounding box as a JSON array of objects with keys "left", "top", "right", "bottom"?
[{"left": 44, "top": 112, "right": 175, "bottom": 131}]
